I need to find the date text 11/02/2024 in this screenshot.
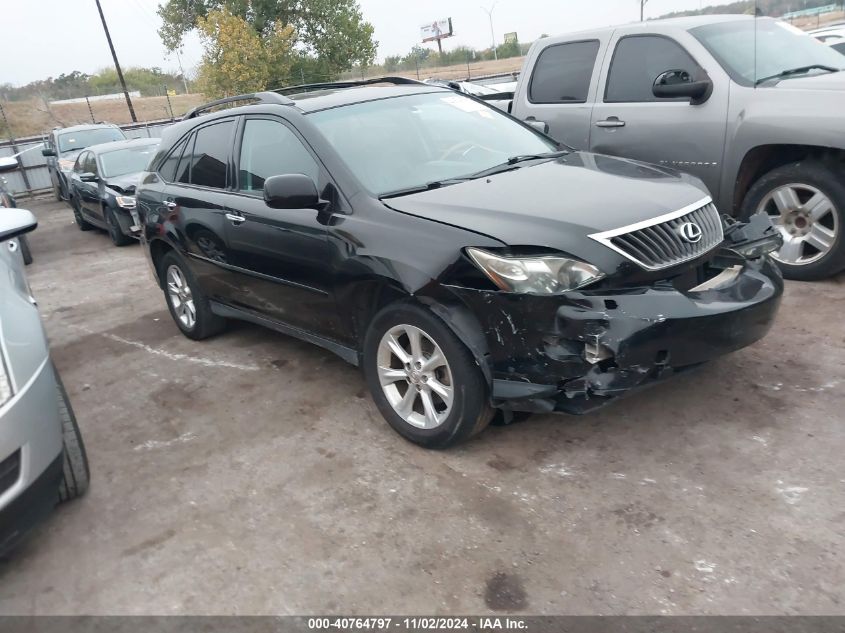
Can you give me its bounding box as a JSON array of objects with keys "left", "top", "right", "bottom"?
[{"left": 306, "top": 617, "right": 528, "bottom": 630}]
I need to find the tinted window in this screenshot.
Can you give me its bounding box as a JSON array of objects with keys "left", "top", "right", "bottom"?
[
  {"left": 606, "top": 36, "right": 701, "bottom": 102},
  {"left": 84, "top": 152, "right": 98, "bottom": 175},
  {"left": 175, "top": 135, "right": 195, "bottom": 184},
  {"left": 238, "top": 119, "right": 319, "bottom": 193},
  {"left": 73, "top": 152, "right": 88, "bottom": 173},
  {"left": 179, "top": 121, "right": 234, "bottom": 189},
  {"left": 832, "top": 42, "right": 845, "bottom": 55},
  {"left": 158, "top": 137, "right": 188, "bottom": 182},
  {"left": 529, "top": 40, "right": 600, "bottom": 103}
]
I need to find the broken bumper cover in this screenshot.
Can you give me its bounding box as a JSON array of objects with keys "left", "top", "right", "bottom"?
[{"left": 455, "top": 256, "right": 783, "bottom": 414}]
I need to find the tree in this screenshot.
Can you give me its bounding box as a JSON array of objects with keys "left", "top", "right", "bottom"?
[
  {"left": 195, "top": 8, "right": 295, "bottom": 98},
  {"left": 157, "top": 0, "right": 377, "bottom": 81}
]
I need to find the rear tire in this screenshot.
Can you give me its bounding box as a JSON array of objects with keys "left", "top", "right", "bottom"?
[
  {"left": 363, "top": 302, "right": 493, "bottom": 448},
  {"left": 741, "top": 161, "right": 845, "bottom": 280},
  {"left": 19, "top": 235, "right": 33, "bottom": 265},
  {"left": 54, "top": 365, "right": 89, "bottom": 503},
  {"left": 159, "top": 251, "right": 226, "bottom": 340},
  {"left": 106, "top": 207, "right": 133, "bottom": 246}
]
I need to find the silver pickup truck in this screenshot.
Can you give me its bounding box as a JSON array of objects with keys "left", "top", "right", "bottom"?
[{"left": 504, "top": 15, "right": 845, "bottom": 280}]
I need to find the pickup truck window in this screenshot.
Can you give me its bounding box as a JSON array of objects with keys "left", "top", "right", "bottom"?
[
  {"left": 529, "top": 39, "right": 600, "bottom": 104},
  {"left": 605, "top": 35, "right": 702, "bottom": 102},
  {"left": 690, "top": 18, "right": 845, "bottom": 85}
]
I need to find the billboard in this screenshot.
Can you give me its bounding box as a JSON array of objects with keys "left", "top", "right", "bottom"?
[
  {"left": 421, "top": 18, "right": 453, "bottom": 43},
  {"left": 503, "top": 32, "right": 518, "bottom": 44}
]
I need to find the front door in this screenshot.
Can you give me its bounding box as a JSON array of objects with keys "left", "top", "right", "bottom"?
[
  {"left": 77, "top": 152, "right": 102, "bottom": 221},
  {"left": 589, "top": 33, "right": 729, "bottom": 201},
  {"left": 223, "top": 116, "right": 341, "bottom": 339}
]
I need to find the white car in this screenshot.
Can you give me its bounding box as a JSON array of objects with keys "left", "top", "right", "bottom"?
[
  {"left": 810, "top": 24, "right": 845, "bottom": 55},
  {"left": 0, "top": 158, "right": 89, "bottom": 555}
]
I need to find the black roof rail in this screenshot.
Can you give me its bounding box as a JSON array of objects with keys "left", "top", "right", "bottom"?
[
  {"left": 182, "top": 91, "right": 294, "bottom": 120},
  {"left": 274, "top": 76, "right": 425, "bottom": 96}
]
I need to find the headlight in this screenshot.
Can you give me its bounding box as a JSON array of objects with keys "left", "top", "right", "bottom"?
[
  {"left": 0, "top": 356, "right": 13, "bottom": 408},
  {"left": 466, "top": 247, "right": 604, "bottom": 294},
  {"left": 115, "top": 196, "right": 136, "bottom": 209},
  {"left": 58, "top": 159, "right": 75, "bottom": 171}
]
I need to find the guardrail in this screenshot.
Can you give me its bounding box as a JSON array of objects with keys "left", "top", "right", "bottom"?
[{"left": 0, "top": 117, "right": 176, "bottom": 198}]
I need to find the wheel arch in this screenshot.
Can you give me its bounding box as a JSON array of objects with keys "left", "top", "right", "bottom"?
[
  {"left": 733, "top": 144, "right": 845, "bottom": 212},
  {"left": 148, "top": 237, "right": 176, "bottom": 288},
  {"left": 345, "top": 276, "right": 492, "bottom": 385}
]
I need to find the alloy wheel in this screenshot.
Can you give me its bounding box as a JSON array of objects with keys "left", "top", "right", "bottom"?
[
  {"left": 166, "top": 264, "right": 197, "bottom": 330},
  {"left": 376, "top": 324, "right": 454, "bottom": 429},
  {"left": 757, "top": 183, "right": 839, "bottom": 266}
]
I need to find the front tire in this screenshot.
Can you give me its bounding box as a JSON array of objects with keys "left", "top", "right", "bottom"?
[
  {"left": 363, "top": 302, "right": 493, "bottom": 448},
  {"left": 71, "top": 197, "right": 93, "bottom": 231},
  {"left": 54, "top": 365, "right": 89, "bottom": 503},
  {"left": 741, "top": 161, "right": 845, "bottom": 280},
  {"left": 105, "top": 207, "right": 133, "bottom": 246},
  {"left": 159, "top": 251, "right": 226, "bottom": 340}
]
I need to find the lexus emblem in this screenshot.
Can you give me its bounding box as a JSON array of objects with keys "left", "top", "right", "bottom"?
[{"left": 677, "top": 221, "right": 703, "bottom": 243}]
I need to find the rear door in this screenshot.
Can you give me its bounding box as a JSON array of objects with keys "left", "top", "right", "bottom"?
[
  {"left": 589, "top": 31, "right": 729, "bottom": 199},
  {"left": 163, "top": 119, "right": 240, "bottom": 301},
  {"left": 515, "top": 31, "right": 611, "bottom": 149},
  {"left": 77, "top": 152, "right": 102, "bottom": 220},
  {"left": 222, "top": 115, "right": 341, "bottom": 338}
]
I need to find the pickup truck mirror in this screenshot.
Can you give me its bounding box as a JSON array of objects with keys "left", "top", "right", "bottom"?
[
  {"left": 79, "top": 172, "right": 98, "bottom": 183},
  {"left": 652, "top": 69, "right": 712, "bottom": 105},
  {"left": 263, "top": 173, "right": 327, "bottom": 210}
]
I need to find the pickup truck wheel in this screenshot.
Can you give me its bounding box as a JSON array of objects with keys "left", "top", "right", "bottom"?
[
  {"left": 363, "top": 302, "right": 493, "bottom": 448},
  {"left": 54, "top": 365, "right": 90, "bottom": 503},
  {"left": 741, "top": 161, "right": 845, "bottom": 280},
  {"left": 159, "top": 251, "right": 226, "bottom": 340}
]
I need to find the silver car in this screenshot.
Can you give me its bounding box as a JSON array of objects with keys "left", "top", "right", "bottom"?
[{"left": 0, "top": 170, "right": 89, "bottom": 555}]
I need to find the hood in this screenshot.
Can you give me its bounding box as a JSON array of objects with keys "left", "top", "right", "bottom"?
[
  {"left": 383, "top": 152, "right": 710, "bottom": 267},
  {"left": 768, "top": 70, "right": 845, "bottom": 91},
  {"left": 104, "top": 172, "right": 142, "bottom": 195}
]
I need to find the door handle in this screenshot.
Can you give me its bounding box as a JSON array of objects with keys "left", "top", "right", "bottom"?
[
  {"left": 225, "top": 212, "right": 246, "bottom": 225},
  {"left": 595, "top": 117, "right": 626, "bottom": 128}
]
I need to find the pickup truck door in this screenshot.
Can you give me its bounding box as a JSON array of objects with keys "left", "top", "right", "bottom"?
[
  {"left": 589, "top": 32, "right": 729, "bottom": 201},
  {"left": 513, "top": 31, "right": 611, "bottom": 151}
]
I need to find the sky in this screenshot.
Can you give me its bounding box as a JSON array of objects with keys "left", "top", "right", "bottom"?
[{"left": 0, "top": 0, "right": 714, "bottom": 86}]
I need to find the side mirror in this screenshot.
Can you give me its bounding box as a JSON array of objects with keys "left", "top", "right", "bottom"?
[
  {"left": 263, "top": 174, "right": 325, "bottom": 210},
  {"left": 42, "top": 147, "right": 56, "bottom": 157},
  {"left": 79, "top": 172, "right": 98, "bottom": 182},
  {"left": 0, "top": 208, "right": 37, "bottom": 243},
  {"left": 0, "top": 156, "right": 18, "bottom": 173},
  {"left": 652, "top": 69, "right": 712, "bottom": 105},
  {"left": 525, "top": 119, "right": 549, "bottom": 134}
]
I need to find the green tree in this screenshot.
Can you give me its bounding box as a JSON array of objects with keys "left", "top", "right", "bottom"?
[
  {"left": 157, "top": 0, "right": 377, "bottom": 81},
  {"left": 195, "top": 8, "right": 295, "bottom": 98}
]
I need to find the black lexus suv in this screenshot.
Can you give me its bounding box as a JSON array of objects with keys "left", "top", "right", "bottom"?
[{"left": 137, "top": 78, "right": 783, "bottom": 448}]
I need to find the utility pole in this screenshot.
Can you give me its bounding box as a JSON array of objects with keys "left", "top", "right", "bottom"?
[
  {"left": 94, "top": 0, "right": 137, "bottom": 122},
  {"left": 640, "top": 0, "right": 648, "bottom": 21},
  {"left": 481, "top": 3, "right": 498, "bottom": 61},
  {"left": 174, "top": 49, "right": 190, "bottom": 94}
]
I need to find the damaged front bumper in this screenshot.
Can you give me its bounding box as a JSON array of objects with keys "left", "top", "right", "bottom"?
[{"left": 454, "top": 253, "right": 783, "bottom": 415}]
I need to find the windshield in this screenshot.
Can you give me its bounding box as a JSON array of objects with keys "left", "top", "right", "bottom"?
[
  {"left": 58, "top": 128, "right": 126, "bottom": 154},
  {"left": 99, "top": 143, "right": 159, "bottom": 178},
  {"left": 308, "top": 92, "right": 557, "bottom": 196},
  {"left": 691, "top": 18, "right": 845, "bottom": 85}
]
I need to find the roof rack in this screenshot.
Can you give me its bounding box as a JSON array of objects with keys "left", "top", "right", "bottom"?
[
  {"left": 274, "top": 76, "right": 425, "bottom": 96},
  {"left": 182, "top": 91, "right": 294, "bottom": 120}
]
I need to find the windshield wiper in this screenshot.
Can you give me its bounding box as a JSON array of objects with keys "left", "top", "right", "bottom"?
[
  {"left": 755, "top": 64, "right": 840, "bottom": 85},
  {"left": 465, "top": 149, "right": 570, "bottom": 179},
  {"left": 379, "top": 178, "right": 467, "bottom": 199}
]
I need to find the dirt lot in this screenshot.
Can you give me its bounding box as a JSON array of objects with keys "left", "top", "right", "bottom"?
[{"left": 0, "top": 198, "right": 843, "bottom": 615}]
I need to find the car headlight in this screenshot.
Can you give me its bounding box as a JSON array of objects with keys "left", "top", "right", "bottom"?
[
  {"left": 466, "top": 247, "right": 604, "bottom": 294},
  {"left": 58, "top": 159, "right": 75, "bottom": 171},
  {"left": 0, "top": 356, "right": 12, "bottom": 408},
  {"left": 115, "top": 196, "right": 136, "bottom": 209}
]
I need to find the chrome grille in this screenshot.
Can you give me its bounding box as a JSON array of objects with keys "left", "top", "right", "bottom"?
[{"left": 590, "top": 198, "right": 723, "bottom": 271}]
